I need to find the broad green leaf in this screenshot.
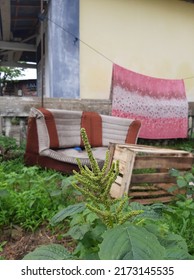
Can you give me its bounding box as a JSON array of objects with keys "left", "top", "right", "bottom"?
[
  {"left": 144, "top": 224, "right": 191, "bottom": 260},
  {"left": 99, "top": 223, "right": 165, "bottom": 260},
  {"left": 184, "top": 172, "right": 194, "bottom": 182},
  {"left": 73, "top": 242, "right": 99, "bottom": 260},
  {"left": 90, "top": 222, "right": 107, "bottom": 240},
  {"left": 62, "top": 176, "right": 77, "bottom": 189},
  {"left": 50, "top": 203, "right": 85, "bottom": 226},
  {"left": 182, "top": 210, "right": 190, "bottom": 218},
  {"left": 85, "top": 212, "right": 98, "bottom": 223},
  {"left": 70, "top": 213, "right": 84, "bottom": 227},
  {"left": 161, "top": 233, "right": 192, "bottom": 260},
  {"left": 169, "top": 168, "right": 180, "bottom": 177},
  {"left": 45, "top": 173, "right": 59, "bottom": 181},
  {"left": 130, "top": 202, "right": 163, "bottom": 221},
  {"left": 168, "top": 185, "right": 178, "bottom": 193},
  {"left": 50, "top": 190, "right": 62, "bottom": 197},
  {"left": 23, "top": 244, "right": 73, "bottom": 260},
  {"left": 129, "top": 201, "right": 145, "bottom": 210},
  {"left": 83, "top": 252, "right": 99, "bottom": 260},
  {"left": 177, "top": 177, "right": 187, "bottom": 188},
  {"left": 66, "top": 224, "right": 90, "bottom": 240}
]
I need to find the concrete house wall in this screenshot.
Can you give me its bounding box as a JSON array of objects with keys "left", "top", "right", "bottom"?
[
  {"left": 79, "top": 0, "right": 194, "bottom": 101},
  {"left": 47, "top": 0, "right": 80, "bottom": 98}
]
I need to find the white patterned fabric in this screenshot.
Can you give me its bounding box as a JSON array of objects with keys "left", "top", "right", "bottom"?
[{"left": 111, "top": 64, "right": 188, "bottom": 139}]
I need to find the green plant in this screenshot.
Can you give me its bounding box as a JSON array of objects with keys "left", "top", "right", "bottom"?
[
  {"left": 0, "top": 135, "right": 24, "bottom": 161},
  {"left": 169, "top": 168, "right": 194, "bottom": 197},
  {"left": 0, "top": 160, "right": 77, "bottom": 231},
  {"left": 23, "top": 129, "right": 192, "bottom": 260},
  {"left": 0, "top": 66, "right": 24, "bottom": 95},
  {"left": 24, "top": 202, "right": 192, "bottom": 260},
  {"left": 161, "top": 198, "right": 194, "bottom": 255},
  {"left": 0, "top": 241, "right": 7, "bottom": 252},
  {"left": 140, "top": 168, "right": 194, "bottom": 255},
  {"left": 138, "top": 138, "right": 194, "bottom": 152},
  {"left": 71, "top": 128, "right": 143, "bottom": 228}
]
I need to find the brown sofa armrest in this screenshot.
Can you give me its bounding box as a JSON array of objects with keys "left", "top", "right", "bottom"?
[
  {"left": 81, "top": 111, "right": 102, "bottom": 147},
  {"left": 125, "top": 119, "right": 141, "bottom": 144},
  {"left": 25, "top": 116, "right": 39, "bottom": 155}
]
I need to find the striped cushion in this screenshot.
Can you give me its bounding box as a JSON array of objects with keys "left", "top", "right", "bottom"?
[
  {"left": 50, "top": 109, "right": 82, "bottom": 148},
  {"left": 101, "top": 114, "right": 135, "bottom": 146}
]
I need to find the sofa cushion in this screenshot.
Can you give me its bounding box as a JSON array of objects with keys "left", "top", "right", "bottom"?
[
  {"left": 101, "top": 114, "right": 137, "bottom": 146},
  {"left": 40, "top": 147, "right": 107, "bottom": 167},
  {"left": 38, "top": 108, "right": 59, "bottom": 148},
  {"left": 31, "top": 108, "right": 83, "bottom": 153},
  {"left": 50, "top": 109, "right": 82, "bottom": 148}
]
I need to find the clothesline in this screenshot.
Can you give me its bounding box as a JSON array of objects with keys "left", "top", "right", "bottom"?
[{"left": 183, "top": 76, "right": 194, "bottom": 81}]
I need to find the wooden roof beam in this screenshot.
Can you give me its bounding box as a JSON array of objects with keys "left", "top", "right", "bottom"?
[
  {"left": 0, "top": 0, "right": 11, "bottom": 41},
  {"left": 0, "top": 41, "right": 36, "bottom": 52}
]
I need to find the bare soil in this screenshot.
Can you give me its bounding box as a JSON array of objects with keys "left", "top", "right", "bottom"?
[{"left": 0, "top": 225, "right": 74, "bottom": 260}]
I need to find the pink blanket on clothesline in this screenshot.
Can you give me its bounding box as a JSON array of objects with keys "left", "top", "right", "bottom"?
[{"left": 111, "top": 64, "right": 188, "bottom": 139}]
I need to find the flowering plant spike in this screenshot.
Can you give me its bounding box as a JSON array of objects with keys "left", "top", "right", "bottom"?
[{"left": 72, "top": 128, "right": 142, "bottom": 228}]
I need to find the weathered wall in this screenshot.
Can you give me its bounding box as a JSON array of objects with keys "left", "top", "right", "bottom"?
[
  {"left": 47, "top": 0, "right": 80, "bottom": 98},
  {"left": 80, "top": 0, "right": 194, "bottom": 100},
  {"left": 0, "top": 97, "right": 111, "bottom": 116},
  {"left": 0, "top": 97, "right": 111, "bottom": 143}
]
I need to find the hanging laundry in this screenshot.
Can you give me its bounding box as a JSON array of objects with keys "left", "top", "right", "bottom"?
[{"left": 111, "top": 64, "right": 188, "bottom": 139}]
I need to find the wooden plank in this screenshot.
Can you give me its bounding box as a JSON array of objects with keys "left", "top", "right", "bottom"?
[
  {"left": 115, "top": 175, "right": 123, "bottom": 185},
  {"left": 120, "top": 150, "right": 136, "bottom": 196},
  {"left": 113, "top": 159, "right": 126, "bottom": 175},
  {"left": 130, "top": 185, "right": 159, "bottom": 190},
  {"left": 130, "top": 196, "right": 175, "bottom": 205},
  {"left": 156, "top": 183, "right": 175, "bottom": 191},
  {"left": 107, "top": 143, "right": 116, "bottom": 170},
  {"left": 157, "top": 183, "right": 186, "bottom": 195},
  {"left": 117, "top": 144, "right": 193, "bottom": 155},
  {"left": 131, "top": 173, "right": 176, "bottom": 184},
  {"left": 110, "top": 182, "right": 121, "bottom": 198},
  {"left": 134, "top": 156, "right": 193, "bottom": 170},
  {"left": 113, "top": 147, "right": 130, "bottom": 162},
  {"left": 129, "top": 190, "right": 172, "bottom": 197},
  {"left": 130, "top": 183, "right": 185, "bottom": 196}
]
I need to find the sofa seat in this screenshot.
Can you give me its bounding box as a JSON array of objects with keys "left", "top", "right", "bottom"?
[{"left": 39, "top": 146, "right": 107, "bottom": 167}]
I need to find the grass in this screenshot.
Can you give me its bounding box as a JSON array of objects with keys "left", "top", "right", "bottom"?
[
  {"left": 0, "top": 156, "right": 79, "bottom": 231},
  {"left": 138, "top": 137, "right": 194, "bottom": 152}
]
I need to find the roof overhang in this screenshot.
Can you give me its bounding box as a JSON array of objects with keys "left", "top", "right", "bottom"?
[{"left": 0, "top": 0, "right": 48, "bottom": 68}]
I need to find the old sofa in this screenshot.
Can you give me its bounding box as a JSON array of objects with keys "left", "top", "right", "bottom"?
[{"left": 24, "top": 107, "right": 141, "bottom": 173}]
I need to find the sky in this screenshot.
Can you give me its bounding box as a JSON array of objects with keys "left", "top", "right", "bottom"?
[{"left": 18, "top": 68, "right": 37, "bottom": 80}]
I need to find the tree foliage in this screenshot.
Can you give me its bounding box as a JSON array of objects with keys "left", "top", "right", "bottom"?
[{"left": 0, "top": 67, "right": 24, "bottom": 95}]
